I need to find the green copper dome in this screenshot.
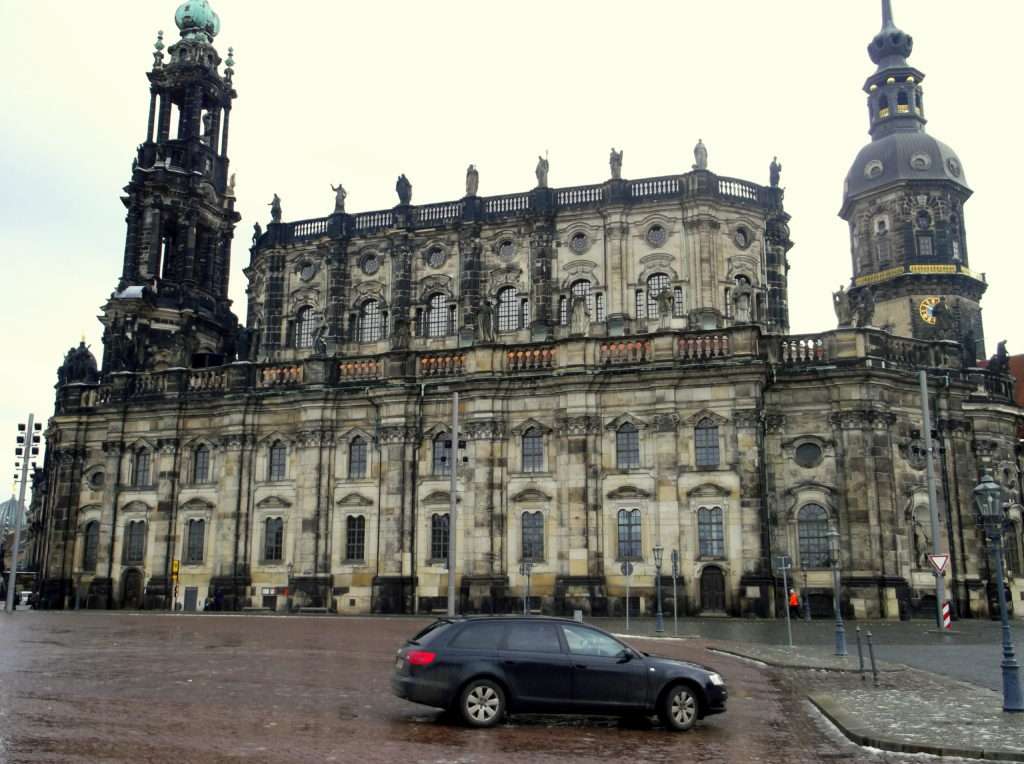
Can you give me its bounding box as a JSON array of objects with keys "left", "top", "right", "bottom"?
[{"left": 175, "top": 0, "right": 220, "bottom": 42}]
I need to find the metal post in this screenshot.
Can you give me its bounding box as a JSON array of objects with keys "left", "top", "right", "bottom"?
[
  {"left": 447, "top": 392, "right": 458, "bottom": 617},
  {"left": 625, "top": 564, "right": 631, "bottom": 633},
  {"left": 5, "top": 413, "right": 32, "bottom": 614},
  {"left": 671, "top": 549, "right": 679, "bottom": 637},
  {"left": 990, "top": 529, "right": 1024, "bottom": 711},
  {"left": 918, "top": 370, "right": 946, "bottom": 629},
  {"left": 803, "top": 569, "right": 811, "bottom": 622},
  {"left": 654, "top": 547, "right": 665, "bottom": 635},
  {"left": 866, "top": 630, "right": 878, "bottom": 685},
  {"left": 777, "top": 555, "right": 793, "bottom": 649},
  {"left": 829, "top": 527, "right": 847, "bottom": 656},
  {"left": 855, "top": 626, "right": 865, "bottom": 679}
]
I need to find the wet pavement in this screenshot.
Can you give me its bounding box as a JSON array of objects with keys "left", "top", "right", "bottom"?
[{"left": 0, "top": 611, "right": 961, "bottom": 764}]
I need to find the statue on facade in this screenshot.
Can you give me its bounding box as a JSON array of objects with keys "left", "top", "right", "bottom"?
[
  {"left": 475, "top": 300, "right": 495, "bottom": 343},
  {"left": 311, "top": 313, "right": 330, "bottom": 355},
  {"left": 609, "top": 148, "right": 623, "bottom": 180},
  {"left": 851, "top": 289, "right": 875, "bottom": 328},
  {"left": 960, "top": 329, "right": 977, "bottom": 368},
  {"left": 769, "top": 156, "right": 782, "bottom": 188},
  {"left": 692, "top": 139, "right": 708, "bottom": 170},
  {"left": 656, "top": 288, "right": 674, "bottom": 325},
  {"left": 733, "top": 290, "right": 752, "bottom": 324},
  {"left": 268, "top": 194, "right": 282, "bottom": 223},
  {"left": 988, "top": 340, "right": 1010, "bottom": 375},
  {"left": 391, "top": 317, "right": 411, "bottom": 350},
  {"left": 535, "top": 155, "right": 549, "bottom": 188},
  {"left": 395, "top": 174, "right": 412, "bottom": 205},
  {"left": 227, "top": 172, "right": 236, "bottom": 196},
  {"left": 929, "top": 297, "right": 953, "bottom": 331},
  {"left": 569, "top": 294, "right": 590, "bottom": 336},
  {"left": 912, "top": 516, "right": 930, "bottom": 569},
  {"left": 252, "top": 222, "right": 262, "bottom": 246},
  {"left": 201, "top": 112, "right": 213, "bottom": 145},
  {"left": 832, "top": 286, "right": 852, "bottom": 327},
  {"left": 331, "top": 183, "right": 347, "bottom": 213},
  {"left": 465, "top": 164, "right": 479, "bottom": 197}
]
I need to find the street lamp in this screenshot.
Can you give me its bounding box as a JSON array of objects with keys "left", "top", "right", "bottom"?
[
  {"left": 827, "top": 526, "right": 847, "bottom": 656},
  {"left": 974, "top": 471, "right": 1024, "bottom": 712},
  {"left": 653, "top": 544, "right": 665, "bottom": 634}
]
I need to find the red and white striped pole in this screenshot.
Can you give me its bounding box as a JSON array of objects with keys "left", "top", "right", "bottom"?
[{"left": 941, "top": 600, "right": 952, "bottom": 630}]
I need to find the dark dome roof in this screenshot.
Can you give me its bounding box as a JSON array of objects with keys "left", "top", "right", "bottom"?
[{"left": 843, "top": 131, "right": 968, "bottom": 206}]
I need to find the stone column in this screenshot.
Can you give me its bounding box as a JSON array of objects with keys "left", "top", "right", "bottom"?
[{"left": 555, "top": 414, "right": 602, "bottom": 613}]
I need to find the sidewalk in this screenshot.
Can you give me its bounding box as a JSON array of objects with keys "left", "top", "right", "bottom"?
[{"left": 706, "top": 642, "right": 904, "bottom": 672}]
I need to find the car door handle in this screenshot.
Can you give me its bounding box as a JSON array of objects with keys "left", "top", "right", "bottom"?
[
  {"left": 574, "top": 664, "right": 588, "bottom": 669},
  {"left": 502, "top": 660, "right": 517, "bottom": 666}
]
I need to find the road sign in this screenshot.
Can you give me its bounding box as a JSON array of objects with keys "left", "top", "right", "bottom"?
[
  {"left": 620, "top": 561, "right": 634, "bottom": 576},
  {"left": 171, "top": 559, "right": 180, "bottom": 574},
  {"left": 671, "top": 549, "right": 679, "bottom": 579},
  {"left": 927, "top": 554, "right": 949, "bottom": 575}
]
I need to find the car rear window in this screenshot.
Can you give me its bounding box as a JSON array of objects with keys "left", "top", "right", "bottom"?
[
  {"left": 408, "top": 620, "right": 453, "bottom": 646},
  {"left": 448, "top": 622, "right": 505, "bottom": 650},
  {"left": 502, "top": 622, "right": 562, "bottom": 653}
]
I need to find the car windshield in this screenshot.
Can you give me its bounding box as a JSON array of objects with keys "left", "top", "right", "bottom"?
[{"left": 407, "top": 620, "right": 453, "bottom": 646}]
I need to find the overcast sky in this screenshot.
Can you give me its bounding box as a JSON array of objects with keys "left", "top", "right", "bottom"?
[{"left": 1, "top": 0, "right": 1020, "bottom": 494}]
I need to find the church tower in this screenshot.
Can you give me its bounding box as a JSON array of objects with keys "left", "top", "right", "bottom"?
[
  {"left": 840, "top": 0, "right": 985, "bottom": 360},
  {"left": 100, "top": 0, "right": 240, "bottom": 372}
]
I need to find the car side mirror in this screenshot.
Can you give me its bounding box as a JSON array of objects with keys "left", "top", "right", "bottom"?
[{"left": 617, "top": 649, "right": 634, "bottom": 663}]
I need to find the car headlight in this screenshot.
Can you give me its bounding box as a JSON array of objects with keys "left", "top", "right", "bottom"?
[{"left": 708, "top": 673, "right": 725, "bottom": 686}]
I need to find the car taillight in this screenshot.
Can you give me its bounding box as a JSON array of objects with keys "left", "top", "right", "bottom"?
[{"left": 406, "top": 650, "right": 437, "bottom": 666}]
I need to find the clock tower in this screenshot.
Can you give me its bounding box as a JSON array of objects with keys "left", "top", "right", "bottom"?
[{"left": 839, "top": 0, "right": 986, "bottom": 361}]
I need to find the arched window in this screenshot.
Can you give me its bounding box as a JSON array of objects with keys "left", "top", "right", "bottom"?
[
  {"left": 522, "top": 512, "right": 544, "bottom": 561},
  {"left": 617, "top": 509, "right": 641, "bottom": 560},
  {"left": 295, "top": 306, "right": 316, "bottom": 349},
  {"left": 346, "top": 516, "right": 366, "bottom": 561},
  {"left": 358, "top": 299, "right": 384, "bottom": 343},
  {"left": 695, "top": 418, "right": 720, "bottom": 468},
  {"left": 124, "top": 520, "right": 146, "bottom": 564},
  {"left": 264, "top": 517, "right": 283, "bottom": 562},
  {"left": 431, "top": 513, "right": 450, "bottom": 561},
  {"left": 432, "top": 433, "right": 451, "bottom": 476},
  {"left": 348, "top": 436, "right": 368, "bottom": 479},
  {"left": 798, "top": 504, "right": 831, "bottom": 568},
  {"left": 570, "top": 279, "right": 593, "bottom": 315},
  {"left": 645, "top": 273, "right": 670, "bottom": 318},
  {"left": 698, "top": 507, "right": 724, "bottom": 557},
  {"left": 193, "top": 445, "right": 210, "bottom": 484},
  {"left": 497, "top": 287, "right": 519, "bottom": 332},
  {"left": 132, "top": 449, "right": 151, "bottom": 488},
  {"left": 878, "top": 94, "right": 890, "bottom": 119},
  {"left": 185, "top": 518, "right": 205, "bottom": 564},
  {"left": 616, "top": 423, "right": 640, "bottom": 469},
  {"left": 83, "top": 521, "right": 99, "bottom": 572},
  {"left": 268, "top": 441, "right": 287, "bottom": 481},
  {"left": 427, "top": 294, "right": 450, "bottom": 338},
  {"left": 522, "top": 428, "right": 544, "bottom": 473},
  {"left": 896, "top": 90, "right": 910, "bottom": 114}
]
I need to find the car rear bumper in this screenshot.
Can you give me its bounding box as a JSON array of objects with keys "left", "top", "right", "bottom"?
[{"left": 391, "top": 674, "right": 452, "bottom": 710}]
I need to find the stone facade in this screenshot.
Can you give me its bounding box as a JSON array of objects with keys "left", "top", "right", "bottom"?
[{"left": 32, "top": 1, "right": 1024, "bottom": 619}]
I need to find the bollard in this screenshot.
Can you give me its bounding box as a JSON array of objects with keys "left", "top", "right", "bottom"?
[
  {"left": 866, "top": 630, "right": 879, "bottom": 685},
  {"left": 855, "top": 626, "right": 865, "bottom": 680}
]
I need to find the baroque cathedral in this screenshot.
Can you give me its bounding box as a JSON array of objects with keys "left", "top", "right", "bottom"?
[{"left": 34, "top": 1, "right": 1023, "bottom": 620}]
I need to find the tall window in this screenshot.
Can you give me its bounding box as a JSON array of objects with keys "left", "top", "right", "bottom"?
[
  {"left": 695, "top": 418, "right": 720, "bottom": 468},
  {"left": 83, "top": 521, "right": 99, "bottom": 572},
  {"left": 646, "top": 273, "right": 670, "bottom": 317},
  {"left": 193, "top": 445, "right": 210, "bottom": 484},
  {"left": 346, "top": 515, "right": 366, "bottom": 561},
  {"left": 185, "top": 519, "right": 205, "bottom": 564},
  {"left": 432, "top": 433, "right": 451, "bottom": 476},
  {"left": 522, "top": 428, "right": 544, "bottom": 473},
  {"left": 125, "top": 520, "right": 146, "bottom": 564},
  {"left": 617, "top": 509, "right": 641, "bottom": 560},
  {"left": 522, "top": 512, "right": 544, "bottom": 561},
  {"left": 559, "top": 296, "right": 569, "bottom": 326},
  {"left": 698, "top": 507, "right": 724, "bottom": 557},
  {"left": 264, "top": 517, "right": 283, "bottom": 562},
  {"left": 595, "top": 293, "right": 606, "bottom": 322},
  {"left": 798, "top": 504, "right": 831, "bottom": 568},
  {"left": 673, "top": 287, "right": 685, "bottom": 317},
  {"left": 427, "top": 294, "right": 449, "bottom": 338},
  {"left": 268, "top": 441, "right": 287, "bottom": 481},
  {"left": 349, "top": 436, "right": 368, "bottom": 479},
  {"left": 295, "top": 306, "right": 315, "bottom": 349},
  {"left": 616, "top": 423, "right": 640, "bottom": 469},
  {"left": 431, "top": 514, "right": 449, "bottom": 561},
  {"left": 358, "top": 299, "right": 384, "bottom": 343},
  {"left": 635, "top": 289, "right": 646, "bottom": 320},
  {"left": 570, "top": 279, "right": 594, "bottom": 315},
  {"left": 133, "top": 449, "right": 151, "bottom": 487},
  {"left": 917, "top": 235, "right": 934, "bottom": 258},
  {"left": 497, "top": 287, "right": 520, "bottom": 332}
]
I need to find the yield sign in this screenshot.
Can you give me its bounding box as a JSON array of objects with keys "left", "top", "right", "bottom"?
[{"left": 928, "top": 554, "right": 950, "bottom": 575}]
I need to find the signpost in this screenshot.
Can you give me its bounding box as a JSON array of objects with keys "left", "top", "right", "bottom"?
[
  {"left": 919, "top": 370, "right": 946, "bottom": 630},
  {"left": 775, "top": 555, "right": 794, "bottom": 649},
  {"left": 171, "top": 559, "right": 180, "bottom": 610},
  {"left": 520, "top": 561, "right": 534, "bottom": 615},
  {"left": 621, "top": 561, "right": 634, "bottom": 632},
  {"left": 671, "top": 549, "right": 679, "bottom": 636},
  {"left": 927, "top": 554, "right": 950, "bottom": 575}
]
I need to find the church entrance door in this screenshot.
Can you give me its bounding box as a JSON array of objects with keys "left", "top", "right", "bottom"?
[{"left": 700, "top": 566, "right": 726, "bottom": 613}]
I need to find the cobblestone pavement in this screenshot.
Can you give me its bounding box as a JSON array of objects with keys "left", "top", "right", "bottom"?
[{"left": 0, "top": 611, "right": 969, "bottom": 764}]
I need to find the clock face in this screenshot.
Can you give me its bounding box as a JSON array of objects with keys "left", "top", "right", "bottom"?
[{"left": 919, "top": 296, "right": 940, "bottom": 325}]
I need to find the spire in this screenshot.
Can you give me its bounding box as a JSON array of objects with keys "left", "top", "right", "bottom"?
[
  {"left": 881, "top": 0, "right": 894, "bottom": 28},
  {"left": 868, "top": 0, "right": 913, "bottom": 69}
]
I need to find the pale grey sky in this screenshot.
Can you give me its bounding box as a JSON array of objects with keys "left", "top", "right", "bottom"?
[{"left": 1, "top": 1, "right": 1020, "bottom": 489}]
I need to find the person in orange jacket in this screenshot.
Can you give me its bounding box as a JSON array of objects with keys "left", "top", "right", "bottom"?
[{"left": 788, "top": 588, "right": 800, "bottom": 619}]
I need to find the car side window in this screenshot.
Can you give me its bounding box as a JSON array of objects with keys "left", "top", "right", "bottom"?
[
  {"left": 448, "top": 622, "right": 505, "bottom": 650},
  {"left": 560, "top": 625, "right": 625, "bottom": 657},
  {"left": 502, "top": 622, "right": 563, "bottom": 653}
]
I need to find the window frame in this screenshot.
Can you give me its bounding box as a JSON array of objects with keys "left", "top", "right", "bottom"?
[
  {"left": 83, "top": 521, "right": 100, "bottom": 572},
  {"left": 430, "top": 513, "right": 450, "bottom": 563},
  {"left": 617, "top": 508, "right": 642, "bottom": 561},
  {"left": 357, "top": 299, "right": 385, "bottom": 343},
  {"left": 521, "top": 428, "right": 544, "bottom": 473},
  {"left": 797, "top": 504, "right": 832, "bottom": 569},
  {"left": 263, "top": 516, "right": 284, "bottom": 562},
  {"left": 496, "top": 286, "right": 520, "bottom": 333},
  {"left": 645, "top": 273, "right": 670, "bottom": 318},
  {"left": 615, "top": 423, "right": 641, "bottom": 470},
  {"left": 295, "top": 305, "right": 316, "bottom": 349},
  {"left": 132, "top": 449, "right": 151, "bottom": 488},
  {"left": 348, "top": 436, "right": 368, "bottom": 479},
  {"left": 268, "top": 441, "right": 287, "bottom": 482},
  {"left": 124, "top": 520, "right": 146, "bottom": 564},
  {"left": 697, "top": 506, "right": 725, "bottom": 558},
  {"left": 345, "top": 515, "right": 366, "bottom": 562},
  {"left": 432, "top": 433, "right": 451, "bottom": 476},
  {"left": 426, "top": 293, "right": 450, "bottom": 338},
  {"left": 694, "top": 418, "right": 720, "bottom": 468},
  {"left": 184, "top": 518, "right": 206, "bottom": 564},
  {"left": 521, "top": 511, "right": 545, "bottom": 562},
  {"left": 193, "top": 445, "right": 211, "bottom": 484}
]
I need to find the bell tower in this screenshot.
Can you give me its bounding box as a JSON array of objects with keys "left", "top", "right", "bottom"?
[
  {"left": 839, "top": 0, "right": 986, "bottom": 362},
  {"left": 101, "top": 0, "right": 240, "bottom": 372}
]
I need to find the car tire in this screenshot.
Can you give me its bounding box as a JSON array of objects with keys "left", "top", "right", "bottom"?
[
  {"left": 659, "top": 684, "right": 699, "bottom": 732},
  {"left": 458, "top": 679, "right": 506, "bottom": 728}
]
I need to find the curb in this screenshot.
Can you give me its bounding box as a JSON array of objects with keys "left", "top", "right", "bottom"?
[
  {"left": 808, "top": 694, "right": 1024, "bottom": 762},
  {"left": 707, "top": 646, "right": 904, "bottom": 673}
]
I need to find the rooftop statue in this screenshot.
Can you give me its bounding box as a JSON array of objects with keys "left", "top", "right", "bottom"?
[
  {"left": 770, "top": 156, "right": 782, "bottom": 188},
  {"left": 331, "top": 183, "right": 347, "bottom": 213},
  {"left": 396, "top": 174, "right": 412, "bottom": 205},
  {"left": 465, "top": 164, "right": 479, "bottom": 197},
  {"left": 609, "top": 148, "right": 623, "bottom": 180},
  {"left": 268, "top": 194, "right": 282, "bottom": 223},
  {"left": 693, "top": 139, "right": 708, "bottom": 170},
  {"left": 535, "top": 155, "right": 549, "bottom": 188}
]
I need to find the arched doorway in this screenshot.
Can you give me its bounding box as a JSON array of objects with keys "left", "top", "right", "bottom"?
[
  {"left": 122, "top": 569, "right": 143, "bottom": 609},
  {"left": 700, "top": 566, "right": 726, "bottom": 613}
]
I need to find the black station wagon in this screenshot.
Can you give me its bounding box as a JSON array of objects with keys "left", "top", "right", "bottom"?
[{"left": 391, "top": 616, "right": 727, "bottom": 730}]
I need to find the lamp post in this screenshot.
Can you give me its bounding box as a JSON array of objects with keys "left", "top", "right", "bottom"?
[
  {"left": 653, "top": 544, "right": 665, "bottom": 635},
  {"left": 974, "top": 471, "right": 1024, "bottom": 712},
  {"left": 827, "top": 526, "right": 847, "bottom": 656},
  {"left": 520, "top": 561, "right": 534, "bottom": 616},
  {"left": 286, "top": 561, "right": 294, "bottom": 613},
  {"left": 671, "top": 549, "right": 679, "bottom": 636},
  {"left": 803, "top": 568, "right": 812, "bottom": 621}
]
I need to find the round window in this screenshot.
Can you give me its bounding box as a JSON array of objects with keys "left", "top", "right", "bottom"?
[
  {"left": 498, "top": 240, "right": 515, "bottom": 259},
  {"left": 946, "top": 157, "right": 962, "bottom": 178},
  {"left": 89, "top": 471, "right": 106, "bottom": 489},
  {"left": 360, "top": 253, "right": 380, "bottom": 275},
  {"left": 734, "top": 227, "right": 751, "bottom": 249},
  {"left": 569, "top": 232, "right": 589, "bottom": 253},
  {"left": 864, "top": 160, "right": 884, "bottom": 179},
  {"left": 299, "top": 263, "right": 317, "bottom": 282},
  {"left": 425, "top": 246, "right": 446, "bottom": 268},
  {"left": 646, "top": 225, "right": 667, "bottom": 246},
  {"left": 794, "top": 442, "right": 823, "bottom": 468}
]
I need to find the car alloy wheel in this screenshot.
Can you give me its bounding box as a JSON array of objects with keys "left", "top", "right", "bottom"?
[
  {"left": 460, "top": 680, "right": 505, "bottom": 728},
  {"left": 661, "top": 685, "right": 698, "bottom": 731}
]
